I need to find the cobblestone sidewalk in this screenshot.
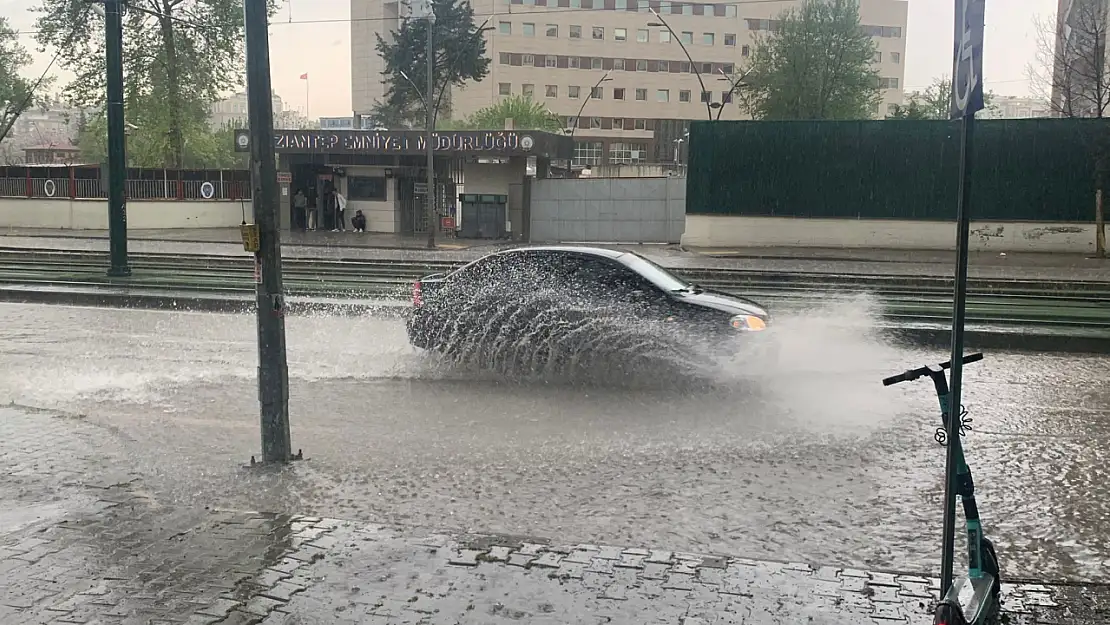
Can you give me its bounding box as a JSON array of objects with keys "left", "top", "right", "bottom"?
[{"left": 1, "top": 406, "right": 1107, "bottom": 624}]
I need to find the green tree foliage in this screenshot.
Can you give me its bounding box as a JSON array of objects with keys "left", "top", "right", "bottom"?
[
  {"left": 0, "top": 17, "right": 37, "bottom": 142},
  {"left": 451, "top": 95, "right": 561, "bottom": 131},
  {"left": 77, "top": 108, "right": 244, "bottom": 169},
  {"left": 886, "top": 76, "right": 996, "bottom": 120},
  {"left": 374, "top": 0, "right": 491, "bottom": 128},
  {"left": 739, "top": 0, "right": 881, "bottom": 120},
  {"left": 33, "top": 0, "right": 274, "bottom": 168}
]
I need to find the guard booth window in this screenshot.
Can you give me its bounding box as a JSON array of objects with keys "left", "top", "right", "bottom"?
[{"left": 347, "top": 176, "right": 387, "bottom": 200}]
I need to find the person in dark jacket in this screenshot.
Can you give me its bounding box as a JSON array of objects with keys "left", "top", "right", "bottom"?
[{"left": 351, "top": 210, "right": 367, "bottom": 233}]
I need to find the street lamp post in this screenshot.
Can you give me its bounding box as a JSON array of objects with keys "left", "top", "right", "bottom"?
[
  {"left": 715, "top": 68, "right": 748, "bottom": 121},
  {"left": 648, "top": 7, "right": 712, "bottom": 121}
]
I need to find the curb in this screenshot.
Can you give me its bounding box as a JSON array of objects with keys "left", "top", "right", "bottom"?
[{"left": 2, "top": 286, "right": 1107, "bottom": 354}]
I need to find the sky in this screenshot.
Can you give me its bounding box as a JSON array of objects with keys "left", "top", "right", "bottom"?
[{"left": 2, "top": 0, "right": 1060, "bottom": 118}]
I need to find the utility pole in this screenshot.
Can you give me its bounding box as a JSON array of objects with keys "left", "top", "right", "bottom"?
[
  {"left": 244, "top": 0, "right": 293, "bottom": 463},
  {"left": 424, "top": 12, "right": 437, "bottom": 249},
  {"left": 103, "top": 0, "right": 130, "bottom": 277}
]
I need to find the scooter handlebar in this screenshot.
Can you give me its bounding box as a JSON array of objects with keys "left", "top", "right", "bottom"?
[{"left": 882, "top": 353, "right": 984, "bottom": 386}]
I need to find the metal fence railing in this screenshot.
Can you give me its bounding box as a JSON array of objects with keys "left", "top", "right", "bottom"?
[{"left": 0, "top": 172, "right": 251, "bottom": 201}]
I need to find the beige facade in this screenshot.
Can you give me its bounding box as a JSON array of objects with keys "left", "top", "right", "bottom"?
[{"left": 351, "top": 0, "right": 908, "bottom": 163}]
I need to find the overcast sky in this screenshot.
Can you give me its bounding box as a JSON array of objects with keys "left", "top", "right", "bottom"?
[{"left": 2, "top": 0, "right": 1059, "bottom": 118}]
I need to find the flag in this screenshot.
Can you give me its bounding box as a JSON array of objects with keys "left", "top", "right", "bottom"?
[{"left": 299, "top": 73, "right": 308, "bottom": 80}]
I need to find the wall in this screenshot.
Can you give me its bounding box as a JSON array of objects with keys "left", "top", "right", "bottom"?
[
  {"left": 0, "top": 198, "right": 253, "bottom": 230},
  {"left": 682, "top": 215, "right": 1100, "bottom": 253},
  {"left": 687, "top": 118, "right": 1104, "bottom": 223},
  {"left": 341, "top": 166, "right": 397, "bottom": 233},
  {"left": 530, "top": 177, "right": 685, "bottom": 243}
]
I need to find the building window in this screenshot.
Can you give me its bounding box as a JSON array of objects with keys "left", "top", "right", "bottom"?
[
  {"left": 499, "top": 21, "right": 511, "bottom": 34},
  {"left": 680, "top": 31, "right": 693, "bottom": 44},
  {"left": 637, "top": 0, "right": 649, "bottom": 11},
  {"left": 546, "top": 24, "right": 558, "bottom": 37},
  {"left": 614, "top": 87, "right": 626, "bottom": 99},
  {"left": 590, "top": 117, "right": 602, "bottom": 128},
  {"left": 614, "top": 28, "right": 627, "bottom": 42},
  {"left": 635, "top": 88, "right": 647, "bottom": 101},
  {"left": 873, "top": 51, "right": 882, "bottom": 62},
  {"left": 591, "top": 57, "right": 603, "bottom": 69},
  {"left": 571, "top": 0, "right": 581, "bottom": 6},
  {"left": 700, "top": 90, "right": 711, "bottom": 103},
  {"left": 657, "top": 89, "right": 669, "bottom": 102},
  {"left": 892, "top": 51, "right": 901, "bottom": 63},
  {"left": 679, "top": 90, "right": 691, "bottom": 102},
  {"left": 569, "top": 85, "right": 581, "bottom": 98},
  {"left": 546, "top": 84, "right": 558, "bottom": 97},
  {"left": 659, "top": 0, "right": 671, "bottom": 13},
  {"left": 347, "top": 176, "right": 388, "bottom": 201},
  {"left": 523, "top": 54, "right": 535, "bottom": 66},
  {"left": 546, "top": 55, "right": 557, "bottom": 67},
  {"left": 499, "top": 82, "right": 511, "bottom": 95},
  {"left": 636, "top": 28, "right": 649, "bottom": 43},
  {"left": 725, "top": 5, "right": 737, "bottom": 17},
  {"left": 702, "top": 32, "right": 714, "bottom": 45},
  {"left": 570, "top": 25, "right": 582, "bottom": 38},
  {"left": 636, "top": 59, "right": 648, "bottom": 72},
  {"left": 634, "top": 119, "right": 646, "bottom": 130},
  {"left": 660, "top": 30, "right": 671, "bottom": 43},
  {"left": 570, "top": 56, "right": 581, "bottom": 69},
  {"left": 722, "top": 91, "right": 733, "bottom": 104},
  {"left": 722, "top": 63, "right": 733, "bottom": 74},
  {"left": 592, "top": 26, "right": 605, "bottom": 40},
  {"left": 591, "top": 86, "right": 603, "bottom": 99},
  {"left": 613, "top": 118, "right": 624, "bottom": 129},
  {"left": 523, "top": 23, "right": 535, "bottom": 36},
  {"left": 724, "top": 33, "right": 736, "bottom": 46},
  {"left": 701, "top": 62, "right": 712, "bottom": 74},
  {"left": 879, "top": 77, "right": 899, "bottom": 89},
  {"left": 614, "top": 58, "right": 625, "bottom": 70},
  {"left": 499, "top": 52, "right": 510, "bottom": 64},
  {"left": 574, "top": 141, "right": 603, "bottom": 167},
  {"left": 609, "top": 142, "right": 646, "bottom": 165},
  {"left": 522, "top": 83, "right": 535, "bottom": 97},
  {"left": 742, "top": 45, "right": 750, "bottom": 57}
]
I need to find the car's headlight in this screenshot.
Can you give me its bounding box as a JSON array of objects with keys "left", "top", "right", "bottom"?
[{"left": 730, "top": 314, "right": 768, "bottom": 331}]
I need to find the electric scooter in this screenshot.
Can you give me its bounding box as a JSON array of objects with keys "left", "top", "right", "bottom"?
[{"left": 882, "top": 352, "right": 1001, "bottom": 625}]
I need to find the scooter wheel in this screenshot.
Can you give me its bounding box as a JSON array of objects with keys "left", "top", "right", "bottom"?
[{"left": 934, "top": 600, "right": 968, "bottom": 625}]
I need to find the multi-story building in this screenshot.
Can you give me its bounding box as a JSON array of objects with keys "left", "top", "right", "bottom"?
[
  {"left": 208, "top": 91, "right": 287, "bottom": 130},
  {"left": 980, "top": 96, "right": 1053, "bottom": 119},
  {"left": 351, "top": 0, "right": 908, "bottom": 166}
]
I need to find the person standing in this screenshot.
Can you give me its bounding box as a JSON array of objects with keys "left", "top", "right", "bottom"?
[
  {"left": 334, "top": 190, "right": 348, "bottom": 231},
  {"left": 293, "top": 189, "right": 307, "bottom": 230}
]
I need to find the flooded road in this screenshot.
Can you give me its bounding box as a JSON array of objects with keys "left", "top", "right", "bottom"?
[{"left": 0, "top": 298, "right": 1106, "bottom": 582}]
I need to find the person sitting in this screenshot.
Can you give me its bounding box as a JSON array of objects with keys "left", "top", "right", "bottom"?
[{"left": 351, "top": 210, "right": 367, "bottom": 233}]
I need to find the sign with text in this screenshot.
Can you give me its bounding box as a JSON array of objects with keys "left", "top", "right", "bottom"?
[
  {"left": 235, "top": 129, "right": 572, "bottom": 160},
  {"left": 950, "top": 0, "right": 985, "bottom": 119}
]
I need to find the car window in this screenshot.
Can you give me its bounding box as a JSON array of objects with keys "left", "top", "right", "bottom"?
[
  {"left": 618, "top": 252, "right": 691, "bottom": 292},
  {"left": 450, "top": 250, "right": 552, "bottom": 287},
  {"left": 562, "top": 254, "right": 658, "bottom": 297}
]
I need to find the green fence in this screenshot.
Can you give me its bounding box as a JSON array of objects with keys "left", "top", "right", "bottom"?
[{"left": 686, "top": 118, "right": 1109, "bottom": 222}]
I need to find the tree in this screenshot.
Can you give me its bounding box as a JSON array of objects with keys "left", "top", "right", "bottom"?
[
  {"left": 1028, "top": 4, "right": 1109, "bottom": 257},
  {"left": 1028, "top": 1, "right": 1109, "bottom": 118},
  {"left": 738, "top": 0, "right": 881, "bottom": 120},
  {"left": 374, "top": 0, "right": 491, "bottom": 129},
  {"left": 453, "top": 96, "right": 561, "bottom": 131},
  {"left": 77, "top": 106, "right": 243, "bottom": 168},
  {"left": 0, "top": 17, "right": 37, "bottom": 143},
  {"left": 886, "top": 76, "right": 997, "bottom": 120},
  {"left": 33, "top": 0, "right": 276, "bottom": 169}
]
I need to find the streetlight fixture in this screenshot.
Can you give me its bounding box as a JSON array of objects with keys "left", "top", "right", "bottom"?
[
  {"left": 714, "top": 67, "right": 749, "bottom": 121},
  {"left": 648, "top": 7, "right": 712, "bottom": 121}
]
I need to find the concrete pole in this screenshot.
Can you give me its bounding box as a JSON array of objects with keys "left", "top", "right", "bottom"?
[
  {"left": 425, "top": 20, "right": 436, "bottom": 248},
  {"left": 244, "top": 0, "right": 293, "bottom": 463}
]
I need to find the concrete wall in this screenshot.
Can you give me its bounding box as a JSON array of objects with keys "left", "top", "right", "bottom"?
[
  {"left": 339, "top": 166, "right": 397, "bottom": 233},
  {"left": 0, "top": 198, "right": 253, "bottom": 230},
  {"left": 530, "top": 177, "right": 685, "bottom": 244},
  {"left": 682, "top": 215, "right": 1100, "bottom": 253}
]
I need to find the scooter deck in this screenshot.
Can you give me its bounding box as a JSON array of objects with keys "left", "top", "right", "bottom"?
[{"left": 941, "top": 573, "right": 997, "bottom": 624}]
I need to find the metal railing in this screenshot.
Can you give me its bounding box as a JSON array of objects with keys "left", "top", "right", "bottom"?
[{"left": 0, "top": 174, "right": 251, "bottom": 201}]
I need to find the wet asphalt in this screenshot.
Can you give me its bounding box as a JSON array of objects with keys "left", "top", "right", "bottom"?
[{"left": 0, "top": 299, "right": 1106, "bottom": 584}]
